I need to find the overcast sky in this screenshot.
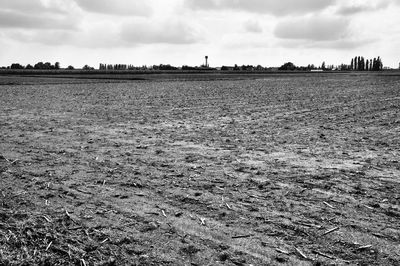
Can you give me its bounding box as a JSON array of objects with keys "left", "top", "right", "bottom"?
[{"left": 0, "top": 0, "right": 399, "bottom": 68}]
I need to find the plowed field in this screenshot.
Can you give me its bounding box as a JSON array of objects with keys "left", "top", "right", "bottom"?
[{"left": 1, "top": 73, "right": 399, "bottom": 265}]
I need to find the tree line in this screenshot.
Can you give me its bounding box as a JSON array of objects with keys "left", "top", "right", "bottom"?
[
  {"left": 1, "top": 62, "right": 76, "bottom": 70},
  {"left": 350, "top": 56, "right": 383, "bottom": 71},
  {"left": 99, "top": 63, "right": 182, "bottom": 71},
  {"left": 99, "top": 63, "right": 146, "bottom": 70},
  {"left": 1, "top": 56, "right": 386, "bottom": 71},
  {"left": 279, "top": 56, "right": 384, "bottom": 71}
]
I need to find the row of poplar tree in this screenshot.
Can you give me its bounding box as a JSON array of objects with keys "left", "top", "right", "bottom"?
[
  {"left": 350, "top": 56, "right": 383, "bottom": 71},
  {"left": 98, "top": 63, "right": 150, "bottom": 70}
]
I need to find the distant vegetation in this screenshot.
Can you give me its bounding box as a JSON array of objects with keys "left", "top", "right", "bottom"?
[
  {"left": 99, "top": 63, "right": 146, "bottom": 70},
  {"left": 350, "top": 56, "right": 383, "bottom": 71},
  {"left": 3, "top": 62, "right": 61, "bottom": 70},
  {"left": 0, "top": 56, "right": 389, "bottom": 72},
  {"left": 82, "top": 65, "right": 95, "bottom": 70},
  {"left": 278, "top": 56, "right": 384, "bottom": 71},
  {"left": 99, "top": 63, "right": 208, "bottom": 71}
]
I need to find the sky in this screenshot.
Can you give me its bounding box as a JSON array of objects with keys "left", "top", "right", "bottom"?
[{"left": 0, "top": 0, "right": 399, "bottom": 68}]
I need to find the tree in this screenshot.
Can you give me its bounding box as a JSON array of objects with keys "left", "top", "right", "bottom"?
[
  {"left": 67, "top": 65, "right": 74, "bottom": 70},
  {"left": 55, "top": 62, "right": 60, "bottom": 69},
  {"left": 360, "top": 57, "right": 365, "bottom": 71},
  {"left": 374, "top": 57, "right": 382, "bottom": 70},
  {"left": 340, "top": 64, "right": 350, "bottom": 71},
  {"left": 34, "top": 62, "right": 54, "bottom": 69},
  {"left": 34, "top": 62, "right": 44, "bottom": 69},
  {"left": 26, "top": 64, "right": 34, "bottom": 69},
  {"left": 351, "top": 58, "right": 354, "bottom": 70},
  {"left": 44, "top": 62, "right": 52, "bottom": 69},
  {"left": 370, "top": 57, "right": 383, "bottom": 71},
  {"left": 321, "top": 61, "right": 326, "bottom": 70},
  {"left": 83, "top": 65, "right": 94, "bottom": 70},
  {"left": 279, "top": 62, "right": 296, "bottom": 71},
  {"left": 378, "top": 56, "right": 383, "bottom": 70},
  {"left": 10, "top": 63, "right": 24, "bottom": 69}
]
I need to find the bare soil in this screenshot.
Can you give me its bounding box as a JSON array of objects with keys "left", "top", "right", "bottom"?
[{"left": 0, "top": 73, "right": 399, "bottom": 265}]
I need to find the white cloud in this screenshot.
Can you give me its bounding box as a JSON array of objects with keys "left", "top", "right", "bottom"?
[
  {"left": 308, "top": 39, "right": 376, "bottom": 50},
  {"left": 0, "top": 10, "right": 77, "bottom": 30},
  {"left": 0, "top": 0, "right": 79, "bottom": 30},
  {"left": 184, "top": 0, "right": 335, "bottom": 15},
  {"left": 336, "top": 0, "right": 390, "bottom": 15},
  {"left": 74, "top": 0, "right": 152, "bottom": 16},
  {"left": 274, "top": 16, "right": 349, "bottom": 41},
  {"left": 1, "top": 0, "right": 74, "bottom": 17},
  {"left": 6, "top": 30, "right": 73, "bottom": 46},
  {"left": 1, "top": 0, "right": 51, "bottom": 13},
  {"left": 243, "top": 20, "right": 262, "bottom": 33},
  {"left": 5, "top": 23, "right": 126, "bottom": 48},
  {"left": 120, "top": 20, "right": 202, "bottom": 44}
]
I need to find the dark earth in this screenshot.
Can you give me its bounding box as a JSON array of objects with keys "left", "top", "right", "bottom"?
[{"left": 0, "top": 73, "right": 399, "bottom": 265}]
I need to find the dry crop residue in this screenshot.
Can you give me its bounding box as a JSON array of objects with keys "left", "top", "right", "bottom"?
[{"left": 0, "top": 74, "right": 399, "bottom": 265}]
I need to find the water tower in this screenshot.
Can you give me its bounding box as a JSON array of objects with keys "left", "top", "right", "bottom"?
[{"left": 205, "top": 56, "right": 209, "bottom": 67}]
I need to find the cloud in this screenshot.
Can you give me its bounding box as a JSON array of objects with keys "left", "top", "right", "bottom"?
[
  {"left": 184, "top": 0, "right": 335, "bottom": 15},
  {"left": 5, "top": 18, "right": 202, "bottom": 48},
  {"left": 243, "top": 20, "right": 262, "bottom": 33},
  {"left": 309, "top": 39, "right": 376, "bottom": 50},
  {"left": 74, "top": 0, "right": 152, "bottom": 16},
  {"left": 336, "top": 1, "right": 390, "bottom": 15},
  {"left": 6, "top": 30, "right": 73, "bottom": 46},
  {"left": 277, "top": 38, "right": 376, "bottom": 51},
  {"left": 1, "top": 0, "right": 46, "bottom": 12},
  {"left": 0, "top": 10, "right": 76, "bottom": 30},
  {"left": 184, "top": 0, "right": 220, "bottom": 10},
  {"left": 121, "top": 20, "right": 201, "bottom": 44},
  {"left": 274, "top": 16, "right": 349, "bottom": 41},
  {"left": 0, "top": 0, "right": 67, "bottom": 14},
  {"left": 5, "top": 22, "right": 126, "bottom": 48},
  {"left": 0, "top": 0, "right": 78, "bottom": 30},
  {"left": 75, "top": 24, "right": 127, "bottom": 48}
]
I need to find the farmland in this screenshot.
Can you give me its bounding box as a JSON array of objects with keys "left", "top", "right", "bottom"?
[{"left": 0, "top": 73, "right": 399, "bottom": 265}]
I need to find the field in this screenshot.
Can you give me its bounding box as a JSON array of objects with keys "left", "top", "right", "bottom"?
[{"left": 0, "top": 73, "right": 399, "bottom": 265}]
